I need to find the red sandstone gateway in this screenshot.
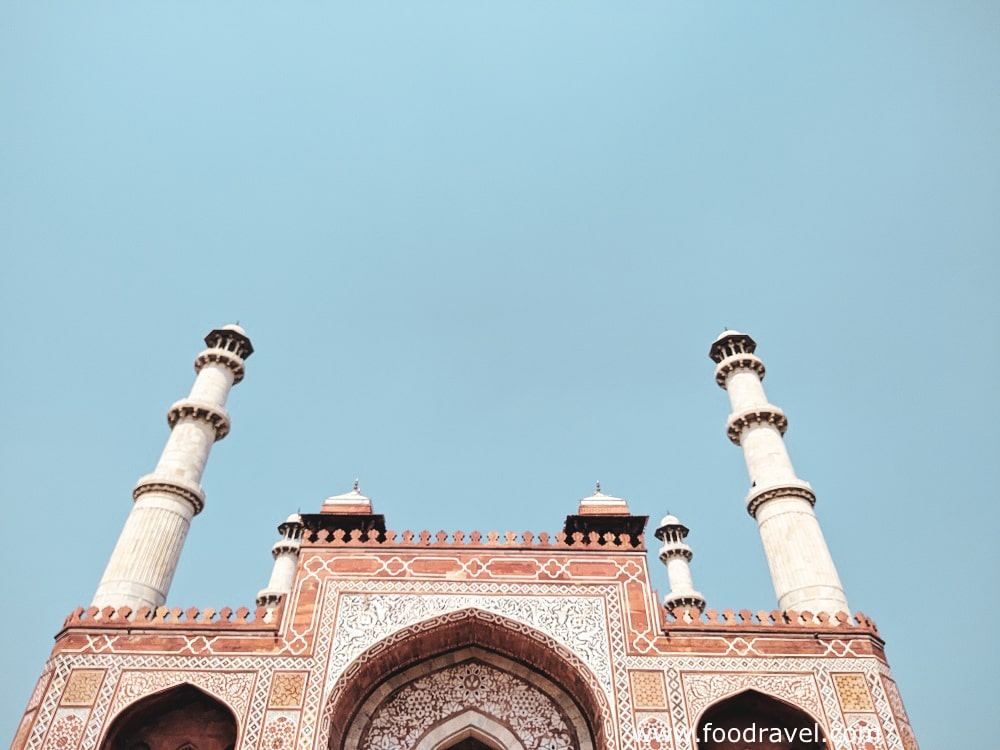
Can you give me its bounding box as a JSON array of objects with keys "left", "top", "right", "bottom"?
[{"left": 13, "top": 327, "right": 918, "bottom": 750}]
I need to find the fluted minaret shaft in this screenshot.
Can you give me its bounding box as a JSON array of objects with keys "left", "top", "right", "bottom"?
[
  {"left": 92, "top": 325, "right": 253, "bottom": 611},
  {"left": 711, "top": 332, "right": 848, "bottom": 615}
]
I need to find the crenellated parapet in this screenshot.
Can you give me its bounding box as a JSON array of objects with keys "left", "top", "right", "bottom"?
[
  {"left": 59, "top": 603, "right": 282, "bottom": 633},
  {"left": 302, "top": 527, "right": 647, "bottom": 548},
  {"left": 662, "top": 606, "right": 880, "bottom": 636}
]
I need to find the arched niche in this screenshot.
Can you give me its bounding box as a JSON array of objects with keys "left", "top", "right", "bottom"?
[
  {"left": 695, "top": 690, "right": 829, "bottom": 750},
  {"left": 324, "top": 608, "right": 609, "bottom": 750},
  {"left": 100, "top": 684, "right": 238, "bottom": 750}
]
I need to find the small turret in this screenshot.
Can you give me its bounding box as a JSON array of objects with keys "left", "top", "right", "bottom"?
[
  {"left": 257, "top": 513, "right": 305, "bottom": 610},
  {"left": 654, "top": 514, "right": 706, "bottom": 612}
]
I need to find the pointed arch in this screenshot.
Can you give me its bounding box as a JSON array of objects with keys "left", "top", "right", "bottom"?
[
  {"left": 414, "top": 710, "right": 526, "bottom": 750},
  {"left": 324, "top": 607, "right": 610, "bottom": 750},
  {"left": 694, "top": 689, "right": 829, "bottom": 749},
  {"left": 100, "top": 684, "right": 238, "bottom": 750}
]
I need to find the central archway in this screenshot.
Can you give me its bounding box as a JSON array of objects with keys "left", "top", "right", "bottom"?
[
  {"left": 351, "top": 649, "right": 584, "bottom": 750},
  {"left": 324, "top": 608, "right": 610, "bottom": 750}
]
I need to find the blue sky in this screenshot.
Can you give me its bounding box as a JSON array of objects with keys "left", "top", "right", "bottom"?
[{"left": 1, "top": 2, "right": 997, "bottom": 747}]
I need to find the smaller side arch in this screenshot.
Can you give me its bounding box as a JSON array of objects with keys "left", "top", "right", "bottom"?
[
  {"left": 99, "top": 684, "right": 238, "bottom": 750},
  {"left": 694, "top": 689, "right": 829, "bottom": 749}
]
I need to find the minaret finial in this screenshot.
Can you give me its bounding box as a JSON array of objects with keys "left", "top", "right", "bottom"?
[
  {"left": 710, "top": 331, "right": 848, "bottom": 615},
  {"left": 595, "top": 480, "right": 601, "bottom": 494},
  {"left": 353, "top": 478, "right": 359, "bottom": 492}
]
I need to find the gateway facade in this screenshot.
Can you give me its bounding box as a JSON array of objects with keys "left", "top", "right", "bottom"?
[{"left": 13, "top": 326, "right": 918, "bottom": 750}]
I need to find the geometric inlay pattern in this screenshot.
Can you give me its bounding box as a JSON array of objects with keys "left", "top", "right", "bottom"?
[
  {"left": 363, "top": 659, "right": 575, "bottom": 750},
  {"left": 42, "top": 708, "right": 87, "bottom": 750},
  {"left": 629, "top": 671, "right": 668, "bottom": 710},
  {"left": 28, "top": 673, "right": 52, "bottom": 712},
  {"left": 635, "top": 715, "right": 674, "bottom": 748},
  {"left": 262, "top": 711, "right": 299, "bottom": 750},
  {"left": 12, "top": 711, "right": 35, "bottom": 750},
  {"left": 880, "top": 676, "right": 909, "bottom": 723},
  {"left": 60, "top": 670, "right": 105, "bottom": 706},
  {"left": 268, "top": 673, "right": 307, "bottom": 709},
  {"left": 843, "top": 713, "right": 887, "bottom": 750},
  {"left": 17, "top": 552, "right": 919, "bottom": 750},
  {"left": 834, "top": 673, "right": 875, "bottom": 713}
]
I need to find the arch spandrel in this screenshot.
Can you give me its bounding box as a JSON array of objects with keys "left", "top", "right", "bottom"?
[
  {"left": 683, "top": 672, "right": 828, "bottom": 731},
  {"left": 101, "top": 671, "right": 255, "bottom": 735}
]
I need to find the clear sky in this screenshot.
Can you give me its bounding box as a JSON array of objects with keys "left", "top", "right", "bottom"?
[{"left": 1, "top": 2, "right": 997, "bottom": 747}]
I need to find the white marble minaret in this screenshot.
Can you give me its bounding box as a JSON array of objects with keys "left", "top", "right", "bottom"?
[
  {"left": 710, "top": 330, "right": 849, "bottom": 615},
  {"left": 655, "top": 514, "right": 706, "bottom": 612},
  {"left": 92, "top": 325, "right": 253, "bottom": 611},
  {"left": 256, "top": 513, "right": 304, "bottom": 610}
]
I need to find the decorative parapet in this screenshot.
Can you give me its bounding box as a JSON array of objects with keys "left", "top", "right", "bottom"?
[
  {"left": 58, "top": 601, "right": 283, "bottom": 634},
  {"left": 132, "top": 476, "right": 206, "bottom": 514},
  {"left": 745, "top": 482, "right": 816, "bottom": 518},
  {"left": 166, "top": 399, "right": 232, "bottom": 440},
  {"left": 194, "top": 349, "right": 247, "bottom": 384},
  {"left": 301, "top": 527, "right": 646, "bottom": 549},
  {"left": 714, "top": 353, "right": 766, "bottom": 387},
  {"left": 662, "top": 606, "right": 881, "bottom": 638},
  {"left": 726, "top": 406, "right": 788, "bottom": 445}
]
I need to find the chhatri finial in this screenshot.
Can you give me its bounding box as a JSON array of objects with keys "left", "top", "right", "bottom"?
[
  {"left": 595, "top": 480, "right": 601, "bottom": 494},
  {"left": 353, "top": 478, "right": 359, "bottom": 492}
]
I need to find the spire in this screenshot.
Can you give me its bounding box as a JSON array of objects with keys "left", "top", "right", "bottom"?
[
  {"left": 257, "top": 513, "right": 304, "bottom": 611},
  {"left": 710, "top": 331, "right": 849, "bottom": 614},
  {"left": 654, "top": 514, "right": 706, "bottom": 612},
  {"left": 92, "top": 325, "right": 253, "bottom": 611}
]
